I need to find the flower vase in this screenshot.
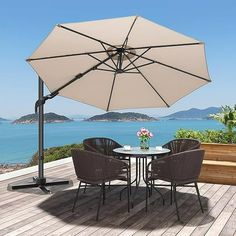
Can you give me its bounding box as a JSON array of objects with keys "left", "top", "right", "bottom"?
[{"left": 140, "top": 139, "right": 149, "bottom": 150}]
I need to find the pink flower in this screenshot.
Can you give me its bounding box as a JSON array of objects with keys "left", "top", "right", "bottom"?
[
  {"left": 137, "top": 128, "right": 154, "bottom": 139},
  {"left": 141, "top": 128, "right": 146, "bottom": 132}
]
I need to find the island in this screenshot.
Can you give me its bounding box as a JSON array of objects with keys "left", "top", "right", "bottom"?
[
  {"left": 0, "top": 117, "right": 8, "bottom": 121},
  {"left": 163, "top": 107, "right": 221, "bottom": 120},
  {"left": 85, "top": 112, "right": 158, "bottom": 122},
  {"left": 12, "top": 112, "right": 73, "bottom": 124}
]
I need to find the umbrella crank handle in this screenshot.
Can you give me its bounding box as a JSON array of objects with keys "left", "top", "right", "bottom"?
[{"left": 35, "top": 92, "right": 58, "bottom": 113}]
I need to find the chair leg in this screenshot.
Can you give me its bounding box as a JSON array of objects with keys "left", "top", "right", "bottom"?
[
  {"left": 195, "top": 182, "right": 204, "bottom": 213},
  {"left": 148, "top": 183, "right": 152, "bottom": 198},
  {"left": 129, "top": 157, "right": 132, "bottom": 195},
  {"left": 145, "top": 163, "right": 148, "bottom": 212},
  {"left": 173, "top": 184, "right": 180, "bottom": 221},
  {"left": 150, "top": 180, "right": 154, "bottom": 196},
  {"left": 96, "top": 184, "right": 103, "bottom": 221},
  {"left": 83, "top": 183, "right": 87, "bottom": 193},
  {"left": 72, "top": 181, "right": 82, "bottom": 212},
  {"left": 127, "top": 172, "right": 130, "bottom": 212},
  {"left": 119, "top": 186, "right": 127, "bottom": 201},
  {"left": 120, "top": 162, "right": 132, "bottom": 201},
  {"left": 152, "top": 186, "right": 165, "bottom": 205},
  {"left": 170, "top": 183, "right": 173, "bottom": 205},
  {"left": 146, "top": 181, "right": 149, "bottom": 212},
  {"left": 102, "top": 183, "right": 106, "bottom": 205}
]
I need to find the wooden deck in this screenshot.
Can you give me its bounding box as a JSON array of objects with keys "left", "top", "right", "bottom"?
[{"left": 1, "top": 159, "right": 236, "bottom": 236}]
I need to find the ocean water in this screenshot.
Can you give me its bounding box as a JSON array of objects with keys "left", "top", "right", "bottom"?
[{"left": 0, "top": 119, "right": 223, "bottom": 164}]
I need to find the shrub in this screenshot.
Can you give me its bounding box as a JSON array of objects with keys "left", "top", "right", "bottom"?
[
  {"left": 29, "top": 143, "right": 84, "bottom": 166},
  {"left": 175, "top": 129, "right": 236, "bottom": 144}
]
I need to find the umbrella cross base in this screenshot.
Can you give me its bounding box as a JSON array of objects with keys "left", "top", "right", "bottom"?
[
  {"left": 33, "top": 176, "right": 46, "bottom": 185},
  {"left": 7, "top": 177, "right": 72, "bottom": 193}
]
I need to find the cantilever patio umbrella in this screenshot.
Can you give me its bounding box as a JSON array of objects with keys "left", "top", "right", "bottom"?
[{"left": 8, "top": 16, "right": 211, "bottom": 192}]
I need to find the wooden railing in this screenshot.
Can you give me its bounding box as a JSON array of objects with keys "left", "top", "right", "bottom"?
[{"left": 199, "top": 143, "right": 236, "bottom": 185}]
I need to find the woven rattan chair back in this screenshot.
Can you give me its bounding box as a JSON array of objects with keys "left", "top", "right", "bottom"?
[
  {"left": 83, "top": 137, "right": 122, "bottom": 156},
  {"left": 162, "top": 138, "right": 200, "bottom": 155}
]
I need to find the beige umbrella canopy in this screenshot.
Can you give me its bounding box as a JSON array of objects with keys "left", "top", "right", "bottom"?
[{"left": 27, "top": 16, "right": 211, "bottom": 111}]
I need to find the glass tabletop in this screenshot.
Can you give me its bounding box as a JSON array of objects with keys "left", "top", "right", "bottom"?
[{"left": 113, "top": 147, "right": 170, "bottom": 156}]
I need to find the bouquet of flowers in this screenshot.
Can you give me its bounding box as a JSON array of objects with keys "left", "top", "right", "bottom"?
[{"left": 137, "top": 128, "right": 153, "bottom": 149}]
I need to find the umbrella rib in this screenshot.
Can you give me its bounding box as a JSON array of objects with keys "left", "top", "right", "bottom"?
[
  {"left": 120, "top": 39, "right": 129, "bottom": 68},
  {"left": 124, "top": 61, "right": 155, "bottom": 72},
  {"left": 124, "top": 54, "right": 170, "bottom": 107},
  {"left": 123, "top": 48, "right": 150, "bottom": 71},
  {"left": 123, "top": 71, "right": 140, "bottom": 74},
  {"left": 100, "top": 42, "right": 118, "bottom": 69},
  {"left": 88, "top": 54, "right": 116, "bottom": 71},
  {"left": 27, "top": 49, "right": 116, "bottom": 62},
  {"left": 120, "top": 16, "right": 138, "bottom": 64},
  {"left": 126, "top": 50, "right": 210, "bottom": 82},
  {"left": 95, "top": 68, "right": 116, "bottom": 73},
  {"left": 130, "top": 42, "right": 203, "bottom": 50},
  {"left": 106, "top": 57, "right": 121, "bottom": 111},
  {"left": 106, "top": 72, "right": 117, "bottom": 111},
  {"left": 58, "top": 24, "right": 118, "bottom": 50},
  {"left": 121, "top": 16, "right": 138, "bottom": 48}
]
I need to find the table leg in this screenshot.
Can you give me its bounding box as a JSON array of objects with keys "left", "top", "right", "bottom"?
[
  {"left": 131, "top": 157, "right": 141, "bottom": 207},
  {"left": 142, "top": 157, "right": 152, "bottom": 197}
]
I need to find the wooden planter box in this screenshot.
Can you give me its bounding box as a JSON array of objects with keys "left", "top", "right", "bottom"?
[{"left": 199, "top": 143, "right": 236, "bottom": 185}]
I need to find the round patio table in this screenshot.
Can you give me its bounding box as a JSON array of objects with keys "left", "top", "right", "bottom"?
[{"left": 113, "top": 147, "right": 170, "bottom": 206}]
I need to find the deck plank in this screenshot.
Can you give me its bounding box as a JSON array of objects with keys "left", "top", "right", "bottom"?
[
  {"left": 191, "top": 186, "right": 236, "bottom": 236},
  {"left": 176, "top": 185, "right": 229, "bottom": 236},
  {"left": 208, "top": 192, "right": 236, "bottom": 236},
  {"left": 219, "top": 208, "right": 236, "bottom": 236}
]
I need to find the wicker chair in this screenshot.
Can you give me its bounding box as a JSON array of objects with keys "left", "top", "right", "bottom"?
[
  {"left": 146, "top": 149, "right": 205, "bottom": 220},
  {"left": 83, "top": 137, "right": 131, "bottom": 192},
  {"left": 71, "top": 149, "right": 130, "bottom": 221},
  {"left": 160, "top": 138, "right": 201, "bottom": 203}
]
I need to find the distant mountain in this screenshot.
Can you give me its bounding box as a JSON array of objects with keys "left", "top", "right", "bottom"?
[
  {"left": 164, "top": 107, "right": 221, "bottom": 119},
  {"left": 13, "top": 112, "right": 73, "bottom": 124},
  {"left": 0, "top": 117, "right": 8, "bottom": 121},
  {"left": 86, "top": 112, "right": 158, "bottom": 122}
]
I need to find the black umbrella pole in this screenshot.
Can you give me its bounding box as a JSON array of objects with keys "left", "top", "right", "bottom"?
[
  {"left": 7, "top": 77, "right": 71, "bottom": 192},
  {"left": 37, "top": 77, "right": 46, "bottom": 185}
]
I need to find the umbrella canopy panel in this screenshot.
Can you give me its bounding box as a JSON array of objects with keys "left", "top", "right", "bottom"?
[{"left": 27, "top": 16, "right": 211, "bottom": 111}]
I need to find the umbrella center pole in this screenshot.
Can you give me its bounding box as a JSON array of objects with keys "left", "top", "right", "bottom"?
[
  {"left": 117, "top": 48, "right": 124, "bottom": 70},
  {"left": 117, "top": 47, "right": 125, "bottom": 73}
]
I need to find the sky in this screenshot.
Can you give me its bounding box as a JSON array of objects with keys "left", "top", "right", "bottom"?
[{"left": 0, "top": 0, "right": 235, "bottom": 119}]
